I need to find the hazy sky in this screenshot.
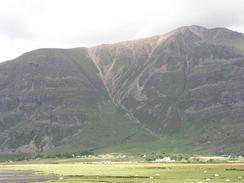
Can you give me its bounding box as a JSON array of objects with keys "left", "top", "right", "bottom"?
[{"left": 0, "top": 0, "right": 244, "bottom": 62}]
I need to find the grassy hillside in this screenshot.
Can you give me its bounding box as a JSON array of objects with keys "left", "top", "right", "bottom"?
[{"left": 1, "top": 26, "right": 244, "bottom": 157}]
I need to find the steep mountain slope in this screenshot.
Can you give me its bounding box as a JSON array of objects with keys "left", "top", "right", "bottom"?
[
  {"left": 0, "top": 48, "right": 155, "bottom": 158},
  {"left": 0, "top": 26, "right": 244, "bottom": 157},
  {"left": 89, "top": 26, "right": 244, "bottom": 154}
]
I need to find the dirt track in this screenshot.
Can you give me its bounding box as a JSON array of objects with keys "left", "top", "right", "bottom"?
[{"left": 0, "top": 170, "right": 58, "bottom": 183}]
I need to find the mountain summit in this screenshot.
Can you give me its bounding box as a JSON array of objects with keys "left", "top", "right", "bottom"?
[{"left": 1, "top": 26, "right": 244, "bottom": 157}]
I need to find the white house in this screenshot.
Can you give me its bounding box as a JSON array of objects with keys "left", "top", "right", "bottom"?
[{"left": 155, "top": 157, "right": 175, "bottom": 162}]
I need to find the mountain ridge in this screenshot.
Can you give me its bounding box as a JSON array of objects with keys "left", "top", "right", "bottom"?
[{"left": 1, "top": 25, "right": 244, "bottom": 158}]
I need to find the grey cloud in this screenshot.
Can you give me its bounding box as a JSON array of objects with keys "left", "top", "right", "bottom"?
[{"left": 0, "top": 0, "right": 244, "bottom": 62}]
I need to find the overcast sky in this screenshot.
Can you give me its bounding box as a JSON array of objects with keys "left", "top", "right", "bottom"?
[{"left": 0, "top": 0, "right": 244, "bottom": 62}]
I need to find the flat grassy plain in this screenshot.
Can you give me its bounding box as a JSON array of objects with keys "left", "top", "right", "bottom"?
[{"left": 0, "top": 157, "right": 244, "bottom": 183}]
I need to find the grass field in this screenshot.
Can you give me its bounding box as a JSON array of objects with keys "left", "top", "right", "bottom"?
[{"left": 0, "top": 156, "right": 244, "bottom": 183}]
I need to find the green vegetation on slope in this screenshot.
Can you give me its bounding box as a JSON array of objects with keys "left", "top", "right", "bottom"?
[{"left": 42, "top": 101, "right": 156, "bottom": 156}]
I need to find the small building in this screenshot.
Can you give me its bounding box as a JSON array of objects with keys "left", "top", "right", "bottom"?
[
  {"left": 155, "top": 157, "right": 174, "bottom": 162},
  {"left": 117, "top": 154, "right": 126, "bottom": 158}
]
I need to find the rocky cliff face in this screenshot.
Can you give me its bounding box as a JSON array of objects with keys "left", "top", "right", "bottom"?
[{"left": 1, "top": 26, "right": 244, "bottom": 157}]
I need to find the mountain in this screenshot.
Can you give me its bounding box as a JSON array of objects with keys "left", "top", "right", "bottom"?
[{"left": 1, "top": 25, "right": 244, "bottom": 158}]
